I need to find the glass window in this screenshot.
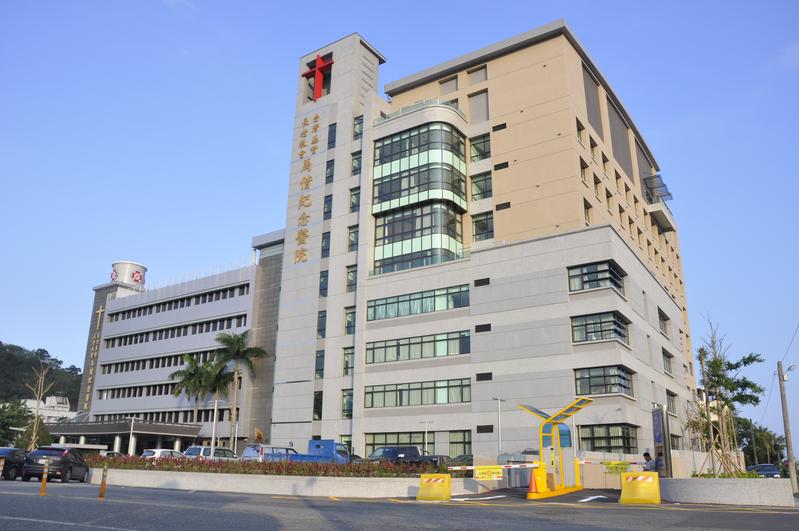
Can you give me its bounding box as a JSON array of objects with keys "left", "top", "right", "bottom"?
[
  {"left": 342, "top": 389, "right": 353, "bottom": 419},
  {"left": 472, "top": 212, "right": 494, "bottom": 241},
  {"left": 315, "top": 350, "right": 325, "bottom": 379},
  {"left": 439, "top": 76, "right": 457, "bottom": 94},
  {"left": 374, "top": 202, "right": 462, "bottom": 247},
  {"left": 313, "top": 391, "right": 323, "bottom": 420},
  {"left": 467, "top": 66, "right": 487, "bottom": 84},
  {"left": 667, "top": 391, "right": 677, "bottom": 414},
  {"left": 471, "top": 172, "right": 492, "bottom": 200},
  {"left": 365, "top": 432, "right": 435, "bottom": 457},
  {"left": 373, "top": 162, "right": 466, "bottom": 205},
  {"left": 319, "top": 270, "right": 328, "bottom": 297},
  {"left": 470, "top": 134, "right": 490, "bottom": 162},
  {"left": 325, "top": 159, "right": 335, "bottom": 183},
  {"left": 575, "top": 366, "right": 633, "bottom": 396},
  {"left": 350, "top": 187, "right": 360, "bottom": 213},
  {"left": 352, "top": 115, "right": 363, "bottom": 140},
  {"left": 373, "top": 122, "right": 465, "bottom": 166},
  {"left": 571, "top": 312, "right": 629, "bottom": 344},
  {"left": 317, "top": 310, "right": 327, "bottom": 339},
  {"left": 346, "top": 265, "right": 357, "bottom": 293},
  {"left": 663, "top": 349, "right": 674, "bottom": 375},
  {"left": 351, "top": 151, "right": 361, "bottom": 175},
  {"left": 568, "top": 261, "right": 626, "bottom": 294},
  {"left": 323, "top": 195, "right": 332, "bottom": 220},
  {"left": 579, "top": 424, "right": 637, "bottom": 454},
  {"left": 365, "top": 378, "right": 470, "bottom": 408},
  {"left": 449, "top": 430, "right": 472, "bottom": 457},
  {"left": 343, "top": 347, "right": 354, "bottom": 376},
  {"left": 469, "top": 91, "right": 489, "bottom": 123},
  {"left": 321, "top": 231, "right": 330, "bottom": 258},
  {"left": 327, "top": 123, "right": 336, "bottom": 149},
  {"left": 344, "top": 306, "right": 355, "bottom": 335},
  {"left": 366, "top": 331, "right": 469, "bottom": 364},
  {"left": 658, "top": 309, "right": 670, "bottom": 336},
  {"left": 367, "top": 285, "right": 469, "bottom": 321},
  {"left": 347, "top": 225, "right": 359, "bottom": 252}
]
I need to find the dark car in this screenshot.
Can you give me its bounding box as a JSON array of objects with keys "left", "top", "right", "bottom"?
[
  {"left": 746, "top": 463, "right": 782, "bottom": 478},
  {"left": 22, "top": 447, "right": 90, "bottom": 483},
  {"left": 367, "top": 446, "right": 447, "bottom": 467},
  {"left": 0, "top": 448, "right": 26, "bottom": 480}
]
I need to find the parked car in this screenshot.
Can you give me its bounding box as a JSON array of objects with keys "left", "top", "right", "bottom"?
[
  {"left": 0, "top": 448, "right": 26, "bottom": 480},
  {"left": 22, "top": 447, "right": 90, "bottom": 483},
  {"left": 348, "top": 454, "right": 363, "bottom": 463},
  {"left": 746, "top": 463, "right": 782, "bottom": 478},
  {"left": 183, "top": 446, "right": 238, "bottom": 461},
  {"left": 99, "top": 451, "right": 123, "bottom": 458},
  {"left": 240, "top": 444, "right": 298, "bottom": 462},
  {"left": 258, "top": 440, "right": 350, "bottom": 464},
  {"left": 448, "top": 454, "right": 473, "bottom": 467},
  {"left": 141, "top": 449, "right": 185, "bottom": 459},
  {"left": 367, "top": 446, "right": 447, "bottom": 466}
]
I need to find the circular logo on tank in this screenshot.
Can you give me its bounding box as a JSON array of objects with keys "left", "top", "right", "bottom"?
[{"left": 131, "top": 270, "right": 143, "bottom": 283}]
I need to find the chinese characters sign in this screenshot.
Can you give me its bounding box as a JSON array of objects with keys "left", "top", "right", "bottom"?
[
  {"left": 295, "top": 113, "right": 321, "bottom": 263},
  {"left": 83, "top": 305, "right": 104, "bottom": 411}
]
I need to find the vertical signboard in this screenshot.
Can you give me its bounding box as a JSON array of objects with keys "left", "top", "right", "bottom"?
[{"left": 651, "top": 405, "right": 673, "bottom": 478}]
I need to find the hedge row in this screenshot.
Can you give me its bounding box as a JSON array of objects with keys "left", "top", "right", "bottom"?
[{"left": 84, "top": 455, "right": 458, "bottom": 478}]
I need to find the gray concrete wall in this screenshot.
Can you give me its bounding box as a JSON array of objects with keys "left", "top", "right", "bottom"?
[{"left": 660, "top": 478, "right": 796, "bottom": 507}]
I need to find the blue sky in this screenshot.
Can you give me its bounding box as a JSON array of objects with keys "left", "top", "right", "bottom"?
[{"left": 1, "top": 1, "right": 798, "bottom": 445}]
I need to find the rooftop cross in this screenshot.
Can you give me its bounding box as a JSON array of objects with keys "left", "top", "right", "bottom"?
[{"left": 302, "top": 54, "right": 333, "bottom": 102}]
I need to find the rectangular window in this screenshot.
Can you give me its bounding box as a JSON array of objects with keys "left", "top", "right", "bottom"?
[
  {"left": 580, "top": 158, "right": 588, "bottom": 183},
  {"left": 607, "top": 98, "right": 633, "bottom": 178},
  {"left": 662, "top": 349, "right": 674, "bottom": 375},
  {"left": 321, "top": 231, "right": 330, "bottom": 258},
  {"left": 315, "top": 350, "right": 325, "bottom": 379},
  {"left": 658, "top": 309, "right": 670, "bottom": 337},
  {"left": 319, "top": 270, "right": 328, "bottom": 297},
  {"left": 575, "top": 366, "right": 633, "bottom": 396},
  {"left": 344, "top": 306, "right": 355, "bottom": 335},
  {"left": 342, "top": 389, "right": 353, "bottom": 419},
  {"left": 366, "top": 330, "right": 470, "bottom": 364},
  {"left": 670, "top": 434, "right": 681, "bottom": 450},
  {"left": 667, "top": 391, "right": 677, "bottom": 414},
  {"left": 449, "top": 430, "right": 472, "bottom": 457},
  {"left": 347, "top": 225, "right": 359, "bottom": 252},
  {"left": 323, "top": 195, "right": 332, "bottom": 220},
  {"left": 343, "top": 347, "right": 354, "bottom": 376},
  {"left": 468, "top": 90, "right": 489, "bottom": 123},
  {"left": 373, "top": 122, "right": 465, "bottom": 166},
  {"left": 366, "top": 284, "right": 469, "bottom": 321},
  {"left": 365, "top": 432, "right": 435, "bottom": 457},
  {"left": 313, "top": 391, "right": 323, "bottom": 420},
  {"left": 352, "top": 115, "right": 363, "bottom": 140},
  {"left": 471, "top": 172, "right": 492, "bottom": 200},
  {"left": 327, "top": 123, "right": 336, "bottom": 149},
  {"left": 470, "top": 134, "right": 490, "bottom": 162},
  {"left": 568, "top": 261, "right": 626, "bottom": 294},
  {"left": 472, "top": 212, "right": 494, "bottom": 241},
  {"left": 439, "top": 76, "right": 458, "bottom": 94},
  {"left": 317, "top": 310, "right": 327, "bottom": 339},
  {"left": 351, "top": 151, "right": 361, "bottom": 175},
  {"left": 325, "top": 159, "right": 335, "bottom": 183},
  {"left": 350, "top": 187, "right": 360, "bottom": 213},
  {"left": 576, "top": 118, "right": 585, "bottom": 144},
  {"left": 579, "top": 424, "right": 637, "bottom": 454},
  {"left": 346, "top": 265, "right": 357, "bottom": 293},
  {"left": 582, "top": 66, "right": 603, "bottom": 138},
  {"left": 571, "top": 312, "right": 629, "bottom": 344},
  {"left": 584, "top": 200, "right": 592, "bottom": 224},
  {"left": 468, "top": 65, "right": 487, "bottom": 84},
  {"left": 364, "top": 378, "right": 470, "bottom": 409}
]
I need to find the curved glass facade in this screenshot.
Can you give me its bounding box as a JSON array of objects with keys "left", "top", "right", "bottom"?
[{"left": 372, "top": 122, "right": 467, "bottom": 275}]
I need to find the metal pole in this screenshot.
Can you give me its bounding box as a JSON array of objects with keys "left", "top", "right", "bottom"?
[
  {"left": 419, "top": 421, "right": 431, "bottom": 454},
  {"left": 777, "top": 362, "right": 798, "bottom": 493},
  {"left": 698, "top": 354, "right": 716, "bottom": 475},
  {"left": 491, "top": 397, "right": 506, "bottom": 455},
  {"left": 750, "top": 419, "right": 758, "bottom": 466},
  {"left": 210, "top": 399, "right": 219, "bottom": 457}
]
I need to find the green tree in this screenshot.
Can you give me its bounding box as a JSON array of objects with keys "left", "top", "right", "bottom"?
[
  {"left": 0, "top": 401, "right": 32, "bottom": 446},
  {"left": 204, "top": 359, "right": 234, "bottom": 448},
  {"left": 169, "top": 354, "right": 208, "bottom": 427},
  {"left": 214, "top": 331, "right": 269, "bottom": 451},
  {"left": 735, "top": 417, "right": 785, "bottom": 466},
  {"left": 17, "top": 421, "right": 52, "bottom": 450}
]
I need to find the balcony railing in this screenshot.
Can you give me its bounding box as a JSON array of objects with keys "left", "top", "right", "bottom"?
[{"left": 374, "top": 98, "right": 467, "bottom": 126}]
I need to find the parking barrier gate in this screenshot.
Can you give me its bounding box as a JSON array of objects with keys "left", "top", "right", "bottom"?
[{"left": 416, "top": 474, "right": 451, "bottom": 501}]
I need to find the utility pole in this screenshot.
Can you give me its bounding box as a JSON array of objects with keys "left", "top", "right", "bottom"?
[
  {"left": 491, "top": 397, "right": 507, "bottom": 454},
  {"left": 749, "top": 419, "right": 758, "bottom": 466},
  {"left": 777, "top": 361, "right": 798, "bottom": 494}
]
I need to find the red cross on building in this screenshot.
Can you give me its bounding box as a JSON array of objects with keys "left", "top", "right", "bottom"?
[{"left": 302, "top": 54, "right": 334, "bottom": 102}]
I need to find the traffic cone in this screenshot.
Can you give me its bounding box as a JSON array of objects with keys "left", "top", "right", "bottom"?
[{"left": 527, "top": 469, "right": 539, "bottom": 495}]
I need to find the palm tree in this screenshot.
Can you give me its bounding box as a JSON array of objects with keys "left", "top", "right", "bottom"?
[
  {"left": 214, "top": 331, "right": 269, "bottom": 452},
  {"left": 169, "top": 354, "right": 206, "bottom": 426},
  {"left": 205, "top": 359, "right": 234, "bottom": 451}
]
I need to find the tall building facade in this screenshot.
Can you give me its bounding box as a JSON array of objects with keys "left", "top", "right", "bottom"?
[{"left": 270, "top": 21, "right": 696, "bottom": 461}]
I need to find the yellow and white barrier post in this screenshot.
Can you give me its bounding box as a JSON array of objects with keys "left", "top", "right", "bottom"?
[
  {"left": 416, "top": 474, "right": 451, "bottom": 501},
  {"left": 619, "top": 472, "right": 660, "bottom": 504},
  {"left": 98, "top": 464, "right": 109, "bottom": 501},
  {"left": 39, "top": 461, "right": 49, "bottom": 497}
]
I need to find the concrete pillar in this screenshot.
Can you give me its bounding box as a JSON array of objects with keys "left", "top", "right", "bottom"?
[
  {"left": 173, "top": 438, "right": 182, "bottom": 452},
  {"left": 79, "top": 435, "right": 86, "bottom": 445},
  {"left": 156, "top": 435, "right": 163, "bottom": 449},
  {"left": 127, "top": 433, "right": 137, "bottom": 456},
  {"left": 59, "top": 436, "right": 66, "bottom": 444},
  {"left": 113, "top": 435, "right": 122, "bottom": 453}
]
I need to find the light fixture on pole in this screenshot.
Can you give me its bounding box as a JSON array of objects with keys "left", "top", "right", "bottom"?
[
  {"left": 419, "top": 420, "right": 433, "bottom": 454},
  {"left": 125, "top": 416, "right": 136, "bottom": 456},
  {"left": 777, "top": 361, "right": 797, "bottom": 494},
  {"left": 491, "top": 397, "right": 507, "bottom": 454},
  {"left": 210, "top": 399, "right": 219, "bottom": 457}
]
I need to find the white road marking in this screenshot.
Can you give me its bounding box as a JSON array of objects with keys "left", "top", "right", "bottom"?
[
  {"left": 0, "top": 516, "right": 134, "bottom": 530},
  {"left": 578, "top": 495, "right": 608, "bottom": 502},
  {"left": 450, "top": 495, "right": 507, "bottom": 501}
]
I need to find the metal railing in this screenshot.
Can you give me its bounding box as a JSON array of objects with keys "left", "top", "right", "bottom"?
[{"left": 373, "top": 98, "right": 467, "bottom": 126}]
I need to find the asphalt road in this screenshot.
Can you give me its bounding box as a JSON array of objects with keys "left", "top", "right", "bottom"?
[{"left": 0, "top": 479, "right": 797, "bottom": 530}]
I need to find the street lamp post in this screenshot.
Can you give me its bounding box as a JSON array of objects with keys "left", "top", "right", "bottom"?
[
  {"left": 125, "top": 416, "right": 136, "bottom": 456},
  {"left": 777, "top": 361, "right": 797, "bottom": 494},
  {"left": 419, "top": 420, "right": 432, "bottom": 454},
  {"left": 491, "top": 397, "right": 507, "bottom": 454}
]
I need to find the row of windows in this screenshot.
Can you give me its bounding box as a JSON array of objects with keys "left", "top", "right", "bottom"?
[
  {"left": 374, "top": 123, "right": 465, "bottom": 165},
  {"left": 366, "top": 331, "right": 470, "bottom": 364},
  {"left": 571, "top": 312, "right": 629, "bottom": 344},
  {"left": 108, "top": 284, "right": 249, "bottom": 322},
  {"left": 364, "top": 378, "right": 471, "bottom": 408},
  {"left": 319, "top": 266, "right": 358, "bottom": 297},
  {"left": 364, "top": 430, "right": 471, "bottom": 457},
  {"left": 104, "top": 315, "right": 247, "bottom": 348},
  {"left": 366, "top": 284, "right": 469, "bottom": 321},
  {"left": 568, "top": 261, "right": 625, "bottom": 294},
  {"left": 579, "top": 424, "right": 637, "bottom": 454},
  {"left": 100, "top": 351, "right": 218, "bottom": 375},
  {"left": 326, "top": 116, "right": 363, "bottom": 151},
  {"left": 375, "top": 202, "right": 462, "bottom": 247},
  {"left": 373, "top": 163, "right": 467, "bottom": 205},
  {"left": 98, "top": 382, "right": 177, "bottom": 400},
  {"left": 95, "top": 408, "right": 238, "bottom": 424},
  {"left": 373, "top": 248, "right": 460, "bottom": 275},
  {"left": 575, "top": 366, "right": 633, "bottom": 397}
]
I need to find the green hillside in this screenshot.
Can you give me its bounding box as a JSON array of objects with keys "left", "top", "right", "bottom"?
[{"left": 0, "top": 342, "right": 82, "bottom": 407}]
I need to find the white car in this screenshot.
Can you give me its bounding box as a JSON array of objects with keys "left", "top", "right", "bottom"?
[
  {"left": 140, "top": 449, "right": 185, "bottom": 459},
  {"left": 182, "top": 446, "right": 238, "bottom": 461}
]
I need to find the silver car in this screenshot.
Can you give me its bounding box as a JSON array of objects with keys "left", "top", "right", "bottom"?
[{"left": 182, "top": 446, "right": 238, "bottom": 461}]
